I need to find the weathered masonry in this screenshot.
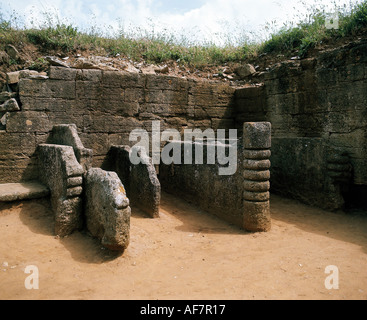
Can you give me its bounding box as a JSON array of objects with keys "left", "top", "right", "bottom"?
[
  {"left": 235, "top": 39, "right": 367, "bottom": 211},
  {"left": 159, "top": 122, "right": 272, "bottom": 231},
  {"left": 1, "top": 67, "right": 236, "bottom": 183},
  {"left": 1, "top": 38, "right": 366, "bottom": 218}
]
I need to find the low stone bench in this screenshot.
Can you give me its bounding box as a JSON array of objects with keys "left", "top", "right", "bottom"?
[{"left": 0, "top": 182, "right": 49, "bottom": 202}]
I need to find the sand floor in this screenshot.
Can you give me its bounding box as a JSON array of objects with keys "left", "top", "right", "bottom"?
[{"left": 0, "top": 192, "right": 366, "bottom": 300}]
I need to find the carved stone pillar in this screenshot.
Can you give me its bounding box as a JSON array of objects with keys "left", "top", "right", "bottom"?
[{"left": 243, "top": 122, "right": 272, "bottom": 232}]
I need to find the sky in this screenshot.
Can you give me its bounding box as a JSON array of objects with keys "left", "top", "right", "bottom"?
[{"left": 0, "top": 0, "right": 362, "bottom": 45}]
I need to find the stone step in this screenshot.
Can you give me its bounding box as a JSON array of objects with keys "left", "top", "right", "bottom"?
[{"left": 0, "top": 182, "right": 50, "bottom": 202}]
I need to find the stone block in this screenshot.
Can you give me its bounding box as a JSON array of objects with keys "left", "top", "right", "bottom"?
[
  {"left": 189, "top": 83, "right": 235, "bottom": 107},
  {"left": 75, "top": 69, "right": 102, "bottom": 82},
  {"left": 20, "top": 97, "right": 72, "bottom": 112},
  {"left": 145, "top": 89, "right": 188, "bottom": 105},
  {"left": 0, "top": 158, "right": 38, "bottom": 183},
  {"left": 0, "top": 182, "right": 50, "bottom": 202},
  {"left": 99, "top": 100, "right": 139, "bottom": 117},
  {"left": 235, "top": 64, "right": 256, "bottom": 79},
  {"left": 146, "top": 74, "right": 188, "bottom": 90},
  {"left": 6, "top": 111, "right": 51, "bottom": 133},
  {"left": 0, "top": 132, "right": 36, "bottom": 159},
  {"left": 102, "top": 70, "right": 145, "bottom": 88},
  {"left": 111, "top": 145, "right": 161, "bottom": 218},
  {"left": 19, "top": 70, "right": 49, "bottom": 80},
  {"left": 123, "top": 87, "right": 145, "bottom": 103},
  {"left": 38, "top": 144, "right": 84, "bottom": 237},
  {"left": 48, "top": 124, "right": 93, "bottom": 171},
  {"left": 235, "top": 86, "right": 264, "bottom": 99},
  {"left": 188, "top": 93, "right": 214, "bottom": 107},
  {"left": 101, "top": 86, "right": 125, "bottom": 99},
  {"left": 142, "top": 103, "right": 193, "bottom": 118},
  {"left": 85, "top": 168, "right": 131, "bottom": 251},
  {"left": 195, "top": 105, "right": 233, "bottom": 119},
  {"left": 47, "top": 111, "right": 85, "bottom": 129},
  {"left": 79, "top": 133, "right": 109, "bottom": 156},
  {"left": 243, "top": 170, "right": 271, "bottom": 181},
  {"left": 76, "top": 81, "right": 102, "bottom": 100},
  {"left": 243, "top": 200, "right": 271, "bottom": 232},
  {"left": 243, "top": 122, "right": 271, "bottom": 150},
  {"left": 19, "top": 79, "right": 76, "bottom": 99},
  {"left": 6, "top": 71, "right": 20, "bottom": 84},
  {"left": 48, "top": 66, "right": 77, "bottom": 81},
  {"left": 164, "top": 116, "right": 189, "bottom": 128}
]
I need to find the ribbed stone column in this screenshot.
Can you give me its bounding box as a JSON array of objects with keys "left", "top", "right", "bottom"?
[{"left": 243, "top": 122, "right": 272, "bottom": 232}]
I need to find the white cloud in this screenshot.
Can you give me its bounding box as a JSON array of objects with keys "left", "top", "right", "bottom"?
[
  {"left": 131, "top": 0, "right": 298, "bottom": 44},
  {"left": 0, "top": 0, "right": 362, "bottom": 45}
]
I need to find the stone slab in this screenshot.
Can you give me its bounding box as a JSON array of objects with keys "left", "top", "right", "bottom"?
[{"left": 0, "top": 182, "right": 50, "bottom": 202}]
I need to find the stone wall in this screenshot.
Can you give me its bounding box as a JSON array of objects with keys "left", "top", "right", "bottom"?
[
  {"left": 159, "top": 140, "right": 244, "bottom": 227},
  {"left": 159, "top": 122, "right": 272, "bottom": 230},
  {"left": 1, "top": 39, "right": 366, "bottom": 213},
  {"left": 0, "top": 67, "right": 235, "bottom": 184},
  {"left": 235, "top": 39, "right": 367, "bottom": 210}
]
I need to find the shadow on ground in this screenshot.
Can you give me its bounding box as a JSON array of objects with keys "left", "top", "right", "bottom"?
[
  {"left": 7, "top": 190, "right": 367, "bottom": 264},
  {"left": 270, "top": 194, "right": 367, "bottom": 254},
  {"left": 15, "top": 198, "right": 123, "bottom": 264},
  {"left": 160, "top": 191, "right": 246, "bottom": 236}
]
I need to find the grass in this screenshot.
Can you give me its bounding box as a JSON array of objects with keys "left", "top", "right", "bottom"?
[
  {"left": 261, "top": 0, "right": 367, "bottom": 57},
  {"left": 0, "top": 0, "right": 366, "bottom": 69}
]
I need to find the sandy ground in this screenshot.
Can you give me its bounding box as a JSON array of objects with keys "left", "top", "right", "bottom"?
[{"left": 0, "top": 192, "right": 366, "bottom": 300}]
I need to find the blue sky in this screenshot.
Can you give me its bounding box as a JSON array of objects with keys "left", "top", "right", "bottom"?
[{"left": 0, "top": 0, "right": 362, "bottom": 45}]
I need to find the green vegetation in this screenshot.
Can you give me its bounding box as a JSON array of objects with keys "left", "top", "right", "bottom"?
[
  {"left": 26, "top": 24, "right": 79, "bottom": 51},
  {"left": 261, "top": 0, "right": 367, "bottom": 57},
  {"left": 28, "top": 57, "right": 48, "bottom": 71},
  {"left": 0, "top": 0, "right": 366, "bottom": 68}
]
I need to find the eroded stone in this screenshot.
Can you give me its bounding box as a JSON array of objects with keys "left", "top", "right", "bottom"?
[{"left": 85, "top": 168, "right": 131, "bottom": 252}]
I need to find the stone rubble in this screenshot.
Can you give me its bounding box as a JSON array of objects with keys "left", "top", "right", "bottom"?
[
  {"left": 45, "top": 56, "right": 70, "bottom": 68},
  {"left": 235, "top": 64, "right": 257, "bottom": 79},
  {"left": 0, "top": 98, "right": 20, "bottom": 112}
]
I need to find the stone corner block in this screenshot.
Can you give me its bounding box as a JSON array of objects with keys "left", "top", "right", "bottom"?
[{"left": 243, "top": 122, "right": 271, "bottom": 150}]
